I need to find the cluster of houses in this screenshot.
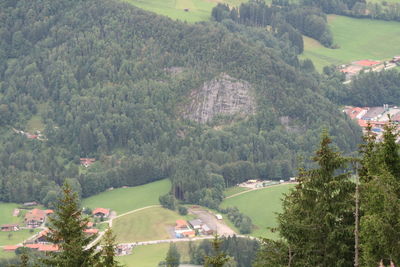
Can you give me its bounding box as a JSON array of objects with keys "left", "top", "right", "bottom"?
[
  {"left": 339, "top": 56, "right": 400, "bottom": 83},
  {"left": 238, "top": 178, "right": 296, "bottom": 189},
  {"left": 12, "top": 128, "right": 46, "bottom": 141},
  {"left": 344, "top": 105, "right": 400, "bottom": 141},
  {"left": 174, "top": 219, "right": 213, "bottom": 238},
  {"left": 2, "top": 206, "right": 110, "bottom": 253},
  {"left": 1, "top": 208, "right": 54, "bottom": 233}
]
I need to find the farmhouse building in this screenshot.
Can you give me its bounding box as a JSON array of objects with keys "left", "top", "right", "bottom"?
[
  {"left": 25, "top": 209, "right": 47, "bottom": 228},
  {"left": 92, "top": 208, "right": 110, "bottom": 218},
  {"left": 201, "top": 224, "right": 213, "bottom": 235},
  {"left": 1, "top": 224, "right": 19, "bottom": 232},
  {"left": 189, "top": 219, "right": 203, "bottom": 230},
  {"left": 362, "top": 107, "right": 385, "bottom": 121},
  {"left": 23, "top": 201, "right": 38, "bottom": 207},
  {"left": 84, "top": 228, "right": 99, "bottom": 235},
  {"left": 4, "top": 244, "right": 59, "bottom": 252},
  {"left": 175, "top": 220, "right": 196, "bottom": 238},
  {"left": 35, "top": 229, "right": 50, "bottom": 243},
  {"left": 80, "top": 158, "right": 96, "bottom": 167}
]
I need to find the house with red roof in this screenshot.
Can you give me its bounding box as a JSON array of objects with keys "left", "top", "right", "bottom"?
[
  {"left": 80, "top": 158, "right": 96, "bottom": 167},
  {"left": 174, "top": 220, "right": 196, "bottom": 238},
  {"left": 92, "top": 208, "right": 110, "bottom": 218},
  {"left": 25, "top": 209, "right": 47, "bottom": 228},
  {"left": 353, "top": 59, "right": 381, "bottom": 68},
  {"left": 84, "top": 228, "right": 99, "bottom": 235},
  {"left": 3, "top": 244, "right": 59, "bottom": 252},
  {"left": 35, "top": 229, "right": 50, "bottom": 243}
]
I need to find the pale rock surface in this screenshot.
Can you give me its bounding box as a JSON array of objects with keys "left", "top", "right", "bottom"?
[{"left": 185, "top": 73, "right": 255, "bottom": 123}]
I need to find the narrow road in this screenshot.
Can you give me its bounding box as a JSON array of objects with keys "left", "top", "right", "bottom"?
[
  {"left": 120, "top": 234, "right": 259, "bottom": 247},
  {"left": 225, "top": 182, "right": 294, "bottom": 199}
]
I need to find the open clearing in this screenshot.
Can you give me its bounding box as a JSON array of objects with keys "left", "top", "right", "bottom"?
[
  {"left": 0, "top": 250, "right": 15, "bottom": 260},
  {"left": 121, "top": 0, "right": 258, "bottom": 22},
  {"left": 221, "top": 184, "right": 293, "bottom": 239},
  {"left": 0, "top": 229, "right": 40, "bottom": 246},
  {"left": 122, "top": 0, "right": 216, "bottom": 22},
  {"left": 0, "top": 203, "right": 21, "bottom": 225},
  {"left": 112, "top": 206, "right": 190, "bottom": 243},
  {"left": 117, "top": 242, "right": 193, "bottom": 267},
  {"left": 302, "top": 15, "right": 400, "bottom": 71},
  {"left": 82, "top": 179, "right": 171, "bottom": 215}
]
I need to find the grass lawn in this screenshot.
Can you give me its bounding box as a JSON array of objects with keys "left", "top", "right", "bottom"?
[
  {"left": 117, "top": 241, "right": 194, "bottom": 267},
  {"left": 26, "top": 115, "right": 45, "bottom": 133},
  {"left": 302, "top": 15, "right": 400, "bottom": 71},
  {"left": 0, "top": 250, "right": 16, "bottom": 260},
  {"left": 113, "top": 206, "right": 191, "bottom": 243},
  {"left": 223, "top": 186, "right": 250, "bottom": 198},
  {"left": 82, "top": 179, "right": 171, "bottom": 215},
  {"left": 118, "top": 243, "right": 169, "bottom": 267},
  {"left": 0, "top": 229, "right": 40, "bottom": 246},
  {"left": 221, "top": 184, "right": 294, "bottom": 239},
  {"left": 0, "top": 203, "right": 23, "bottom": 225},
  {"left": 122, "top": 0, "right": 216, "bottom": 22}
]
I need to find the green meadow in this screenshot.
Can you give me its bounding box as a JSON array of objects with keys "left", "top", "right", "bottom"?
[
  {"left": 0, "top": 229, "right": 40, "bottom": 246},
  {"left": 82, "top": 179, "right": 171, "bottom": 214},
  {"left": 113, "top": 206, "right": 191, "bottom": 243},
  {"left": 0, "top": 250, "right": 15, "bottom": 260},
  {"left": 221, "top": 184, "right": 293, "bottom": 239},
  {"left": 117, "top": 242, "right": 193, "bottom": 267},
  {"left": 302, "top": 15, "right": 400, "bottom": 71},
  {"left": 122, "top": 0, "right": 216, "bottom": 22},
  {"left": 0, "top": 203, "right": 21, "bottom": 225}
]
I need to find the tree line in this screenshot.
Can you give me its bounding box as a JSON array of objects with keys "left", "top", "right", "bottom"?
[
  {"left": 302, "top": 0, "right": 400, "bottom": 21},
  {"left": 212, "top": 0, "right": 334, "bottom": 51}
]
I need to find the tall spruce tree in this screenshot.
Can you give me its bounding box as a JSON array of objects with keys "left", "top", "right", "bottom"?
[
  {"left": 99, "top": 227, "right": 121, "bottom": 267},
  {"left": 360, "top": 122, "right": 400, "bottom": 266},
  {"left": 274, "top": 132, "right": 355, "bottom": 266},
  {"left": 204, "top": 235, "right": 231, "bottom": 267},
  {"left": 43, "top": 183, "right": 100, "bottom": 267},
  {"left": 165, "top": 243, "right": 180, "bottom": 267}
]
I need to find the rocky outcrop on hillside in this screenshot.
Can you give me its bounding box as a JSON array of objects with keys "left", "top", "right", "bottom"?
[{"left": 184, "top": 74, "right": 256, "bottom": 123}]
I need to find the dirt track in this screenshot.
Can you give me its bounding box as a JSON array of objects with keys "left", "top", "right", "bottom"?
[{"left": 189, "top": 207, "right": 236, "bottom": 236}]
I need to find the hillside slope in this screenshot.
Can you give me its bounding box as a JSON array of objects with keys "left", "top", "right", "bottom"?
[{"left": 0, "top": 0, "right": 360, "bottom": 206}]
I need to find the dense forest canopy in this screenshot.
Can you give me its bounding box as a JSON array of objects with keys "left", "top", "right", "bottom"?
[{"left": 0, "top": 0, "right": 361, "bottom": 207}]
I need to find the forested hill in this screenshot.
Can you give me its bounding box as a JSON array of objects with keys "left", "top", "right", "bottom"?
[{"left": 0, "top": 0, "right": 360, "bottom": 207}]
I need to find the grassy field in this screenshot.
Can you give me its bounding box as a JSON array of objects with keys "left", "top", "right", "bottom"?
[
  {"left": 221, "top": 184, "right": 293, "bottom": 239},
  {"left": 223, "top": 186, "right": 250, "bottom": 197},
  {"left": 302, "top": 15, "right": 400, "bottom": 71},
  {"left": 0, "top": 250, "right": 16, "bottom": 260},
  {"left": 82, "top": 179, "right": 171, "bottom": 215},
  {"left": 122, "top": 0, "right": 215, "bottom": 22},
  {"left": 0, "top": 203, "right": 21, "bottom": 225},
  {"left": 113, "top": 206, "right": 192, "bottom": 243},
  {"left": 0, "top": 229, "right": 40, "bottom": 246},
  {"left": 117, "top": 242, "right": 193, "bottom": 267}
]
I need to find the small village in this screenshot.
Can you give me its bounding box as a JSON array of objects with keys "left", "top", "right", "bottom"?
[
  {"left": 339, "top": 56, "right": 400, "bottom": 83},
  {"left": 1, "top": 205, "right": 110, "bottom": 254},
  {"left": 0, "top": 201, "right": 225, "bottom": 257},
  {"left": 344, "top": 104, "right": 400, "bottom": 141}
]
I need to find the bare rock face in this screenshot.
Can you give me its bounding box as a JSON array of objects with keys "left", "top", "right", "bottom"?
[{"left": 184, "top": 74, "right": 255, "bottom": 123}]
